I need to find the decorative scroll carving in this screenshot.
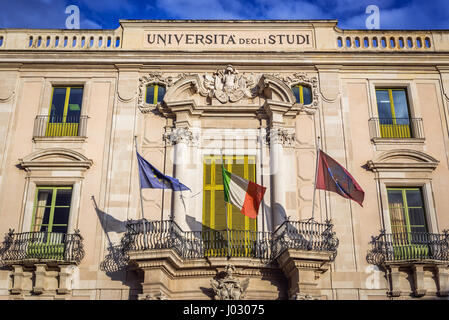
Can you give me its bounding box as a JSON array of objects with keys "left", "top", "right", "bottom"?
[
  {"left": 138, "top": 72, "right": 176, "bottom": 113},
  {"left": 210, "top": 265, "right": 250, "bottom": 300},
  {"left": 203, "top": 65, "right": 258, "bottom": 103},
  {"left": 267, "top": 72, "right": 319, "bottom": 114}
]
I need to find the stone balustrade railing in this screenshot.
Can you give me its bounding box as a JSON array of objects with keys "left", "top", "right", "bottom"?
[
  {"left": 0, "top": 28, "right": 122, "bottom": 50},
  {"left": 336, "top": 29, "right": 435, "bottom": 51}
]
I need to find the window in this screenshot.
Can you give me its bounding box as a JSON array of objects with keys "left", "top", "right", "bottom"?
[
  {"left": 375, "top": 88, "right": 411, "bottom": 138},
  {"left": 46, "top": 86, "right": 83, "bottom": 137},
  {"left": 145, "top": 84, "right": 166, "bottom": 104},
  {"left": 387, "top": 187, "right": 429, "bottom": 260},
  {"left": 203, "top": 155, "right": 257, "bottom": 257},
  {"left": 292, "top": 84, "right": 312, "bottom": 105},
  {"left": 28, "top": 187, "right": 72, "bottom": 259}
]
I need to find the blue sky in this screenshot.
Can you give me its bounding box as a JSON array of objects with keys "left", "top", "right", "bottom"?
[{"left": 0, "top": 0, "right": 448, "bottom": 30}]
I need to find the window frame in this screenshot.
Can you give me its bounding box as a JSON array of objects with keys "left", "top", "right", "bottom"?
[
  {"left": 375, "top": 88, "right": 412, "bottom": 138},
  {"left": 31, "top": 186, "right": 73, "bottom": 234},
  {"left": 292, "top": 84, "right": 312, "bottom": 105},
  {"left": 145, "top": 83, "right": 166, "bottom": 105}
]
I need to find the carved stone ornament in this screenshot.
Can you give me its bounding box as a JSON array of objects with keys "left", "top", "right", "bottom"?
[
  {"left": 142, "top": 292, "right": 167, "bottom": 300},
  {"left": 210, "top": 264, "right": 250, "bottom": 300},
  {"left": 163, "top": 127, "right": 199, "bottom": 146},
  {"left": 267, "top": 127, "right": 295, "bottom": 147},
  {"left": 203, "top": 65, "right": 258, "bottom": 103},
  {"left": 268, "top": 72, "right": 319, "bottom": 114},
  {"left": 138, "top": 72, "right": 175, "bottom": 113}
]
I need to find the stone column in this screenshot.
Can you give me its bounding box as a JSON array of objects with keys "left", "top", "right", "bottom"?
[
  {"left": 268, "top": 127, "right": 295, "bottom": 230},
  {"left": 167, "top": 127, "right": 197, "bottom": 232}
]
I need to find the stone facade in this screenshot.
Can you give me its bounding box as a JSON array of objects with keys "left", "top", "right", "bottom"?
[{"left": 0, "top": 20, "right": 448, "bottom": 300}]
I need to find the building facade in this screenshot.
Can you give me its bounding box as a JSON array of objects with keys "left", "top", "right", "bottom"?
[{"left": 0, "top": 20, "right": 449, "bottom": 300}]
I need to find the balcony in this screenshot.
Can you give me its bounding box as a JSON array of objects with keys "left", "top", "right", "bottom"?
[
  {"left": 368, "top": 117, "right": 424, "bottom": 142},
  {"left": 122, "top": 219, "right": 338, "bottom": 261},
  {"left": 367, "top": 230, "right": 449, "bottom": 297},
  {"left": 121, "top": 219, "right": 338, "bottom": 300},
  {"left": 1, "top": 229, "right": 85, "bottom": 265},
  {"left": 33, "top": 115, "right": 88, "bottom": 139},
  {"left": 1, "top": 229, "right": 85, "bottom": 296},
  {"left": 367, "top": 230, "right": 449, "bottom": 265}
]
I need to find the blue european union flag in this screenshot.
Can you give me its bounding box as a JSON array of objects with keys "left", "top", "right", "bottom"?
[{"left": 136, "top": 151, "right": 190, "bottom": 191}]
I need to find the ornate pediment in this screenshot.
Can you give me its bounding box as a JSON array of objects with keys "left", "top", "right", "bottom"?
[
  {"left": 19, "top": 148, "right": 93, "bottom": 172},
  {"left": 366, "top": 149, "right": 439, "bottom": 172},
  {"left": 138, "top": 66, "right": 320, "bottom": 117}
]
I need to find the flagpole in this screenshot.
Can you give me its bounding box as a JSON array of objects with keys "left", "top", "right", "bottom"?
[
  {"left": 134, "top": 136, "right": 148, "bottom": 248},
  {"left": 221, "top": 150, "right": 231, "bottom": 258},
  {"left": 311, "top": 136, "right": 321, "bottom": 221}
]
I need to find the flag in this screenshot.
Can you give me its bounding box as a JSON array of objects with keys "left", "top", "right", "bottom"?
[
  {"left": 316, "top": 149, "right": 365, "bottom": 206},
  {"left": 136, "top": 151, "right": 190, "bottom": 191},
  {"left": 222, "top": 164, "right": 266, "bottom": 219}
]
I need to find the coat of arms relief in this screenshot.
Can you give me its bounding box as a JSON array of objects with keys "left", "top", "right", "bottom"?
[{"left": 203, "top": 65, "right": 258, "bottom": 103}]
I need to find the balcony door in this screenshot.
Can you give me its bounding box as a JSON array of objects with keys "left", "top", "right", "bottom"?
[
  {"left": 29, "top": 187, "right": 72, "bottom": 259},
  {"left": 376, "top": 89, "right": 411, "bottom": 138},
  {"left": 202, "top": 155, "right": 257, "bottom": 257},
  {"left": 46, "top": 87, "right": 83, "bottom": 137},
  {"left": 387, "top": 187, "right": 429, "bottom": 260}
]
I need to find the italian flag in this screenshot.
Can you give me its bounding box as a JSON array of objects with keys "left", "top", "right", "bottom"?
[{"left": 222, "top": 164, "right": 267, "bottom": 219}]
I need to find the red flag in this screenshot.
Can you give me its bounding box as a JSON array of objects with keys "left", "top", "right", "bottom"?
[{"left": 316, "top": 149, "right": 365, "bottom": 206}]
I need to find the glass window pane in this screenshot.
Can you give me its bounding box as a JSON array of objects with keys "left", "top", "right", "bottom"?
[
  {"left": 292, "top": 86, "right": 300, "bottom": 103},
  {"left": 51, "top": 225, "right": 68, "bottom": 234},
  {"left": 55, "top": 189, "right": 72, "bottom": 206},
  {"left": 66, "top": 88, "right": 83, "bottom": 122},
  {"left": 157, "top": 85, "right": 166, "bottom": 102},
  {"left": 406, "top": 189, "right": 423, "bottom": 207},
  {"left": 50, "top": 88, "right": 67, "bottom": 122},
  {"left": 36, "top": 189, "right": 53, "bottom": 206},
  {"left": 303, "top": 86, "right": 312, "bottom": 105},
  {"left": 41, "top": 207, "right": 52, "bottom": 225},
  {"left": 376, "top": 90, "right": 392, "bottom": 120},
  {"left": 52, "top": 207, "right": 71, "bottom": 226},
  {"left": 408, "top": 208, "right": 427, "bottom": 228},
  {"left": 146, "top": 85, "right": 155, "bottom": 104},
  {"left": 392, "top": 90, "right": 410, "bottom": 120}
]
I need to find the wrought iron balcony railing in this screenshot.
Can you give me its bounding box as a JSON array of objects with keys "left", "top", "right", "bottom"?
[
  {"left": 368, "top": 117, "right": 424, "bottom": 140},
  {"left": 367, "top": 230, "right": 449, "bottom": 265},
  {"left": 272, "top": 219, "right": 339, "bottom": 260},
  {"left": 0, "top": 229, "right": 85, "bottom": 265},
  {"left": 33, "top": 115, "right": 88, "bottom": 138},
  {"left": 122, "top": 219, "right": 339, "bottom": 261}
]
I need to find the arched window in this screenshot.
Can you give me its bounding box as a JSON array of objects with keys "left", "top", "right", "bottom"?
[
  {"left": 292, "top": 84, "right": 312, "bottom": 105},
  {"left": 145, "top": 84, "right": 166, "bottom": 104}
]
